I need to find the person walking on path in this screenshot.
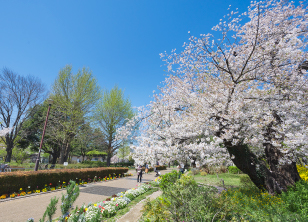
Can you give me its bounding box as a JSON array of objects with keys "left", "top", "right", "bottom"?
[
  {"left": 137, "top": 165, "right": 143, "bottom": 183},
  {"left": 178, "top": 162, "right": 185, "bottom": 179},
  {"left": 145, "top": 163, "right": 149, "bottom": 174}
]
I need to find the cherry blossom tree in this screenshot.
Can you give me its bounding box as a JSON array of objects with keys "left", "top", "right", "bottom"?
[{"left": 118, "top": 0, "right": 308, "bottom": 194}]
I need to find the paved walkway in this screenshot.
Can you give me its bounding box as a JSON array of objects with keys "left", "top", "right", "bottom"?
[
  {"left": 116, "top": 190, "right": 162, "bottom": 222},
  {"left": 0, "top": 168, "right": 173, "bottom": 222}
]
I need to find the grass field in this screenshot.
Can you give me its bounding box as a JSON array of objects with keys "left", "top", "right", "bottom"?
[{"left": 193, "top": 172, "right": 248, "bottom": 188}]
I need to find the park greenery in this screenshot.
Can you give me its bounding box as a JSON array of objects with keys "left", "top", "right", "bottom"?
[
  {"left": 0, "top": 65, "right": 135, "bottom": 166},
  {"left": 0, "top": 0, "right": 308, "bottom": 220},
  {"left": 141, "top": 170, "right": 308, "bottom": 221}
]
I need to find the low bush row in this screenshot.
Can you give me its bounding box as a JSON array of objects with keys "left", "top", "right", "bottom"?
[
  {"left": 0, "top": 167, "right": 128, "bottom": 195},
  {"left": 80, "top": 161, "right": 135, "bottom": 168},
  {"left": 135, "top": 165, "right": 167, "bottom": 172},
  {"left": 155, "top": 165, "right": 167, "bottom": 170}
]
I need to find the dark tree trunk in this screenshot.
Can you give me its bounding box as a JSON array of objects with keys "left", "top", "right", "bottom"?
[
  {"left": 5, "top": 147, "right": 12, "bottom": 162},
  {"left": 5, "top": 138, "right": 13, "bottom": 162},
  {"left": 63, "top": 142, "right": 70, "bottom": 162},
  {"left": 51, "top": 153, "right": 58, "bottom": 164},
  {"left": 225, "top": 142, "right": 300, "bottom": 195},
  {"left": 59, "top": 144, "right": 65, "bottom": 164},
  {"left": 107, "top": 152, "right": 112, "bottom": 167}
]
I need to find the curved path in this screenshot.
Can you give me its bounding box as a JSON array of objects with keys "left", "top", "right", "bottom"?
[{"left": 0, "top": 168, "right": 173, "bottom": 222}]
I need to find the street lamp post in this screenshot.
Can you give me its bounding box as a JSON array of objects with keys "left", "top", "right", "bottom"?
[{"left": 34, "top": 99, "right": 53, "bottom": 171}]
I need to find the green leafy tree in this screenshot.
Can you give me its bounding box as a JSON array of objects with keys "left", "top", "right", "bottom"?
[
  {"left": 116, "top": 143, "right": 130, "bottom": 162},
  {"left": 95, "top": 85, "right": 135, "bottom": 166},
  {"left": 86, "top": 150, "right": 107, "bottom": 161},
  {"left": 50, "top": 65, "right": 101, "bottom": 163},
  {"left": 71, "top": 124, "right": 107, "bottom": 162},
  {"left": 18, "top": 65, "right": 100, "bottom": 164},
  {"left": 17, "top": 102, "right": 62, "bottom": 164},
  {"left": 11, "top": 147, "right": 28, "bottom": 164}
]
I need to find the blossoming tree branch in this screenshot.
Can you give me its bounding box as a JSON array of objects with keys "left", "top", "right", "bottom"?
[{"left": 117, "top": 0, "right": 308, "bottom": 195}]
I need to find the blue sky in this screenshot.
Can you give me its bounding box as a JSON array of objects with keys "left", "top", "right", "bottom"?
[{"left": 0, "top": 0, "right": 252, "bottom": 108}]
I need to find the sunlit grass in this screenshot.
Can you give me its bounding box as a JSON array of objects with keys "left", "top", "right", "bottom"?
[{"left": 193, "top": 172, "right": 248, "bottom": 188}]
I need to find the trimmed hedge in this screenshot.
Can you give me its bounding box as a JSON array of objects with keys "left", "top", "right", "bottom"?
[
  {"left": 138, "top": 167, "right": 154, "bottom": 172},
  {"left": 80, "top": 161, "right": 134, "bottom": 168},
  {"left": 135, "top": 165, "right": 167, "bottom": 173},
  {"left": 156, "top": 165, "right": 167, "bottom": 170},
  {"left": 0, "top": 167, "right": 128, "bottom": 195}
]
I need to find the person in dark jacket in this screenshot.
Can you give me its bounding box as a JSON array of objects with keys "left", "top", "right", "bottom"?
[{"left": 137, "top": 165, "right": 143, "bottom": 183}]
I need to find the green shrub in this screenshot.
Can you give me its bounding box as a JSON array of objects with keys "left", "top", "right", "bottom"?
[
  {"left": 159, "top": 170, "right": 179, "bottom": 191},
  {"left": 200, "top": 171, "right": 207, "bottom": 176},
  {"left": 212, "top": 184, "right": 305, "bottom": 221},
  {"left": 143, "top": 171, "right": 218, "bottom": 221},
  {"left": 163, "top": 175, "right": 217, "bottom": 221},
  {"left": 155, "top": 165, "right": 167, "bottom": 170},
  {"left": 142, "top": 196, "right": 172, "bottom": 221},
  {"left": 136, "top": 167, "right": 154, "bottom": 173},
  {"left": 228, "top": 165, "right": 242, "bottom": 174},
  {"left": 279, "top": 180, "right": 308, "bottom": 220}
]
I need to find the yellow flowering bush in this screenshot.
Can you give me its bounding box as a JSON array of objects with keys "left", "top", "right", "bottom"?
[{"left": 297, "top": 165, "right": 308, "bottom": 181}]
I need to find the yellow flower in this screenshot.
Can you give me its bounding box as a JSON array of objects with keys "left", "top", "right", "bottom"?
[
  {"left": 20, "top": 188, "right": 22, "bottom": 191},
  {"left": 94, "top": 204, "right": 97, "bottom": 207},
  {"left": 85, "top": 208, "right": 88, "bottom": 211}
]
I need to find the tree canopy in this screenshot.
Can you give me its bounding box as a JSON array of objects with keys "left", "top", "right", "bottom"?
[
  {"left": 0, "top": 68, "right": 45, "bottom": 162},
  {"left": 118, "top": 0, "right": 308, "bottom": 194},
  {"left": 95, "top": 85, "right": 135, "bottom": 166},
  {"left": 50, "top": 65, "right": 101, "bottom": 163}
]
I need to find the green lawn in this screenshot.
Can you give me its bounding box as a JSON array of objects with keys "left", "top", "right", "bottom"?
[{"left": 193, "top": 172, "right": 248, "bottom": 188}]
